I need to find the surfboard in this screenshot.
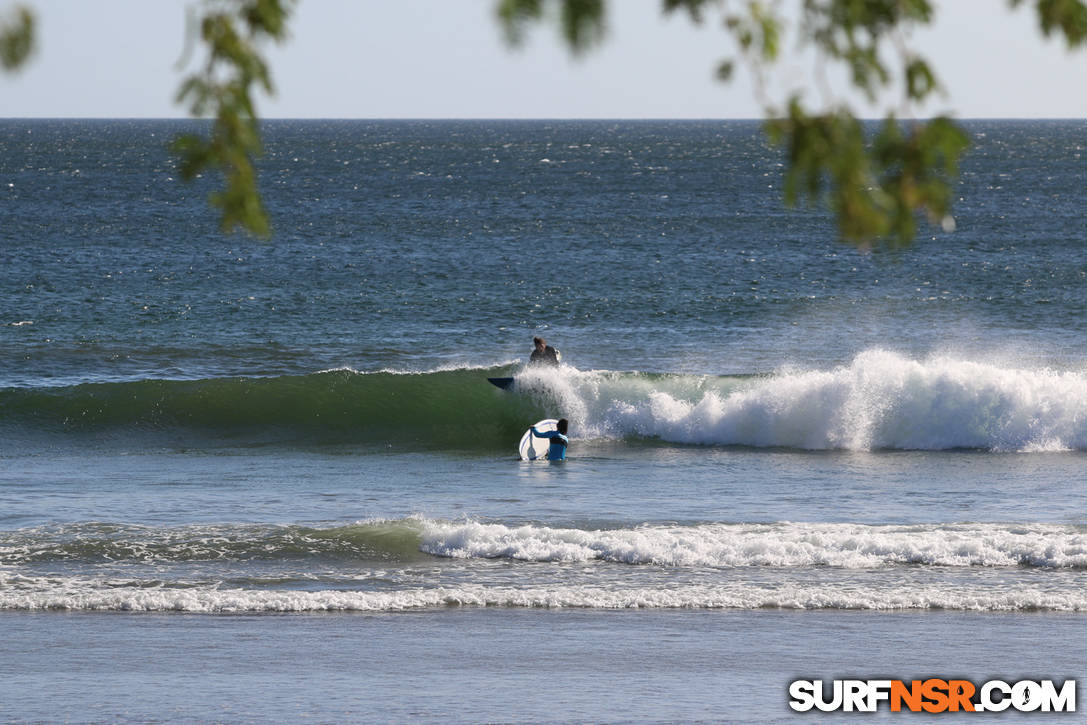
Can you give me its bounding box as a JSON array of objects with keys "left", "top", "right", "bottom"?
[
  {"left": 488, "top": 377, "right": 515, "bottom": 390},
  {"left": 519, "top": 418, "right": 558, "bottom": 461}
]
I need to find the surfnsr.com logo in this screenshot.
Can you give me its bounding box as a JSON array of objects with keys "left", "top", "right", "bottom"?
[{"left": 788, "top": 679, "right": 1076, "bottom": 713}]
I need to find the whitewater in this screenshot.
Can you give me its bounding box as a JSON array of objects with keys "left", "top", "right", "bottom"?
[{"left": 516, "top": 350, "right": 1087, "bottom": 452}]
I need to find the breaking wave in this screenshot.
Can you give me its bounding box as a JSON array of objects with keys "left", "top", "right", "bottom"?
[
  {"left": 5, "top": 518, "right": 1087, "bottom": 570},
  {"left": 560, "top": 350, "right": 1087, "bottom": 452},
  {"left": 5, "top": 350, "right": 1087, "bottom": 451}
]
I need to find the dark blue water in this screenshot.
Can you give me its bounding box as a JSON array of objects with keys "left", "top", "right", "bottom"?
[{"left": 6, "top": 119, "right": 1087, "bottom": 388}]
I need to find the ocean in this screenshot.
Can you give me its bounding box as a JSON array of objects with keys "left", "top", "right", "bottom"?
[{"left": 2, "top": 118, "right": 1086, "bottom": 723}]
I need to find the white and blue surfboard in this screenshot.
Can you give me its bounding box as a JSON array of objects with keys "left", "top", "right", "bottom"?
[{"left": 519, "top": 418, "right": 558, "bottom": 461}]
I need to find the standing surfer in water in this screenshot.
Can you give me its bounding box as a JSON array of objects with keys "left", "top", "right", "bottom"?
[
  {"left": 530, "top": 337, "right": 561, "bottom": 366},
  {"left": 531, "top": 418, "right": 569, "bottom": 460}
]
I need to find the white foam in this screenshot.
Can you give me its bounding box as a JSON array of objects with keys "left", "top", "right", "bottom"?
[
  {"left": 418, "top": 520, "right": 1087, "bottom": 568},
  {"left": 510, "top": 363, "right": 591, "bottom": 423},
  {"left": 534, "top": 351, "right": 1087, "bottom": 451},
  {"left": 2, "top": 577, "right": 1085, "bottom": 612}
]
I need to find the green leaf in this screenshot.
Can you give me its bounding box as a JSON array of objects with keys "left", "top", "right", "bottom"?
[
  {"left": 172, "top": 0, "right": 295, "bottom": 237},
  {"left": 905, "top": 57, "right": 937, "bottom": 100},
  {"left": 497, "top": 0, "right": 544, "bottom": 46},
  {"left": 560, "top": 0, "right": 606, "bottom": 52},
  {"left": 662, "top": 0, "right": 712, "bottom": 23},
  {"left": 768, "top": 100, "right": 968, "bottom": 247},
  {"left": 1031, "top": 0, "right": 1087, "bottom": 46},
  {"left": 0, "top": 5, "right": 34, "bottom": 70},
  {"left": 497, "top": 0, "right": 604, "bottom": 52}
]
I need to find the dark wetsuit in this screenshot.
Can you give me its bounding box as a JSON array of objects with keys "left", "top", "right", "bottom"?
[{"left": 530, "top": 346, "right": 561, "bottom": 366}]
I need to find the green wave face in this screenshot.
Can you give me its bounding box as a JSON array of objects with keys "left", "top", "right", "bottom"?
[{"left": 0, "top": 367, "right": 548, "bottom": 451}]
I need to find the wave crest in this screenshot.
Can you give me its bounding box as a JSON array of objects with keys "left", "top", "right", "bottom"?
[{"left": 420, "top": 520, "right": 1087, "bottom": 568}]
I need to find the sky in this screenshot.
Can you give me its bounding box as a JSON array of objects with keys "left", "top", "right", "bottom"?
[{"left": 2, "top": 0, "right": 1087, "bottom": 118}]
